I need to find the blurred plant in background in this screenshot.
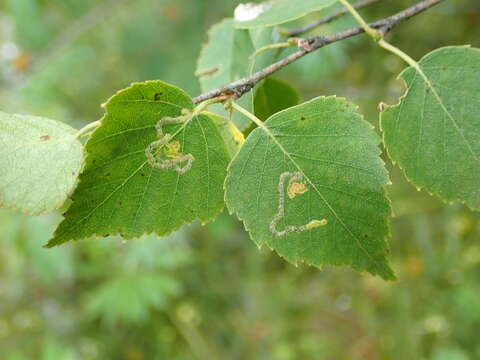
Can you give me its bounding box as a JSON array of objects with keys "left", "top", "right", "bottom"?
[{"left": 1, "top": 0, "right": 480, "bottom": 359}]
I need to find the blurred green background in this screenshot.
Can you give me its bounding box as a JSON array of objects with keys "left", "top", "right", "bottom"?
[{"left": 1, "top": 0, "right": 480, "bottom": 359}]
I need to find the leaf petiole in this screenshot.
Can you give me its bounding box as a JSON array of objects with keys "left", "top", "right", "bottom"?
[
  {"left": 337, "top": 0, "right": 381, "bottom": 40},
  {"left": 230, "top": 101, "right": 265, "bottom": 129},
  {"left": 75, "top": 120, "right": 101, "bottom": 139},
  {"left": 248, "top": 41, "right": 292, "bottom": 76},
  {"left": 337, "top": 0, "right": 433, "bottom": 93},
  {"left": 193, "top": 97, "right": 224, "bottom": 114}
]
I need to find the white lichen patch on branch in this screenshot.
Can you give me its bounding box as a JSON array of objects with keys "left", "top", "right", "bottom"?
[
  {"left": 270, "top": 171, "right": 328, "bottom": 237},
  {"left": 234, "top": 2, "right": 272, "bottom": 22},
  {"left": 145, "top": 111, "right": 195, "bottom": 174}
]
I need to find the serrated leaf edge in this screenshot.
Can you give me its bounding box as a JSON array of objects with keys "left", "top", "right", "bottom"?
[
  {"left": 225, "top": 95, "right": 395, "bottom": 280},
  {"left": 46, "top": 81, "right": 227, "bottom": 247},
  {"left": 379, "top": 45, "right": 480, "bottom": 211}
]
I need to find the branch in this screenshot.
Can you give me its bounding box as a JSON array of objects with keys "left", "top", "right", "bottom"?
[
  {"left": 193, "top": 0, "right": 446, "bottom": 104},
  {"left": 282, "top": 0, "right": 385, "bottom": 37}
]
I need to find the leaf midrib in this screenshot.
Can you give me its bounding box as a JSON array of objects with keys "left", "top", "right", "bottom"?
[
  {"left": 56, "top": 112, "right": 208, "bottom": 241},
  {"left": 414, "top": 65, "right": 480, "bottom": 164}
]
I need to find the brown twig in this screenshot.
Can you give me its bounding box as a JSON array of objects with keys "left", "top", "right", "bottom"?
[
  {"left": 282, "top": 0, "right": 385, "bottom": 37},
  {"left": 193, "top": 0, "right": 445, "bottom": 104}
]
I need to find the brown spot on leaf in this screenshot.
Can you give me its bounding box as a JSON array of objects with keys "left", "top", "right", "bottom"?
[
  {"left": 40, "top": 135, "right": 50, "bottom": 141},
  {"left": 154, "top": 92, "right": 163, "bottom": 100}
]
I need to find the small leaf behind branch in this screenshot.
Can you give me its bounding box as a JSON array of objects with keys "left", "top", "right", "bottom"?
[{"left": 254, "top": 77, "right": 300, "bottom": 121}]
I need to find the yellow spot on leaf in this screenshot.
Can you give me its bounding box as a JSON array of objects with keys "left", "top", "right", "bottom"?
[
  {"left": 287, "top": 180, "right": 308, "bottom": 199},
  {"left": 305, "top": 219, "right": 328, "bottom": 230},
  {"left": 164, "top": 140, "right": 182, "bottom": 159},
  {"left": 228, "top": 122, "right": 245, "bottom": 146}
]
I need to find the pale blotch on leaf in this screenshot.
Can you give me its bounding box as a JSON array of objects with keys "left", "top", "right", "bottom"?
[
  {"left": 145, "top": 111, "right": 195, "bottom": 174},
  {"left": 287, "top": 179, "right": 308, "bottom": 199},
  {"left": 270, "top": 171, "right": 328, "bottom": 237},
  {"left": 234, "top": 2, "right": 272, "bottom": 22},
  {"left": 164, "top": 140, "right": 182, "bottom": 159}
]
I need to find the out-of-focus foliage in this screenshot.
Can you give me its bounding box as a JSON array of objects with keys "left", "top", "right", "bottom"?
[{"left": 1, "top": 0, "right": 480, "bottom": 359}]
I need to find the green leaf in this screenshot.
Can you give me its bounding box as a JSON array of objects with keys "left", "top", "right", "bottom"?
[
  {"left": 47, "top": 81, "right": 230, "bottom": 247},
  {"left": 254, "top": 77, "right": 300, "bottom": 120},
  {"left": 85, "top": 273, "right": 181, "bottom": 325},
  {"left": 234, "top": 0, "right": 336, "bottom": 29},
  {"left": 0, "top": 112, "right": 84, "bottom": 215},
  {"left": 196, "top": 18, "right": 255, "bottom": 130},
  {"left": 225, "top": 97, "right": 395, "bottom": 279},
  {"left": 381, "top": 46, "right": 480, "bottom": 210}
]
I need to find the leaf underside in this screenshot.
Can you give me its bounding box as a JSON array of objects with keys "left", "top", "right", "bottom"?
[
  {"left": 0, "top": 112, "right": 84, "bottom": 215},
  {"left": 249, "top": 27, "right": 277, "bottom": 74},
  {"left": 225, "top": 96, "right": 395, "bottom": 280},
  {"left": 381, "top": 46, "right": 480, "bottom": 210},
  {"left": 48, "top": 81, "right": 230, "bottom": 247}
]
